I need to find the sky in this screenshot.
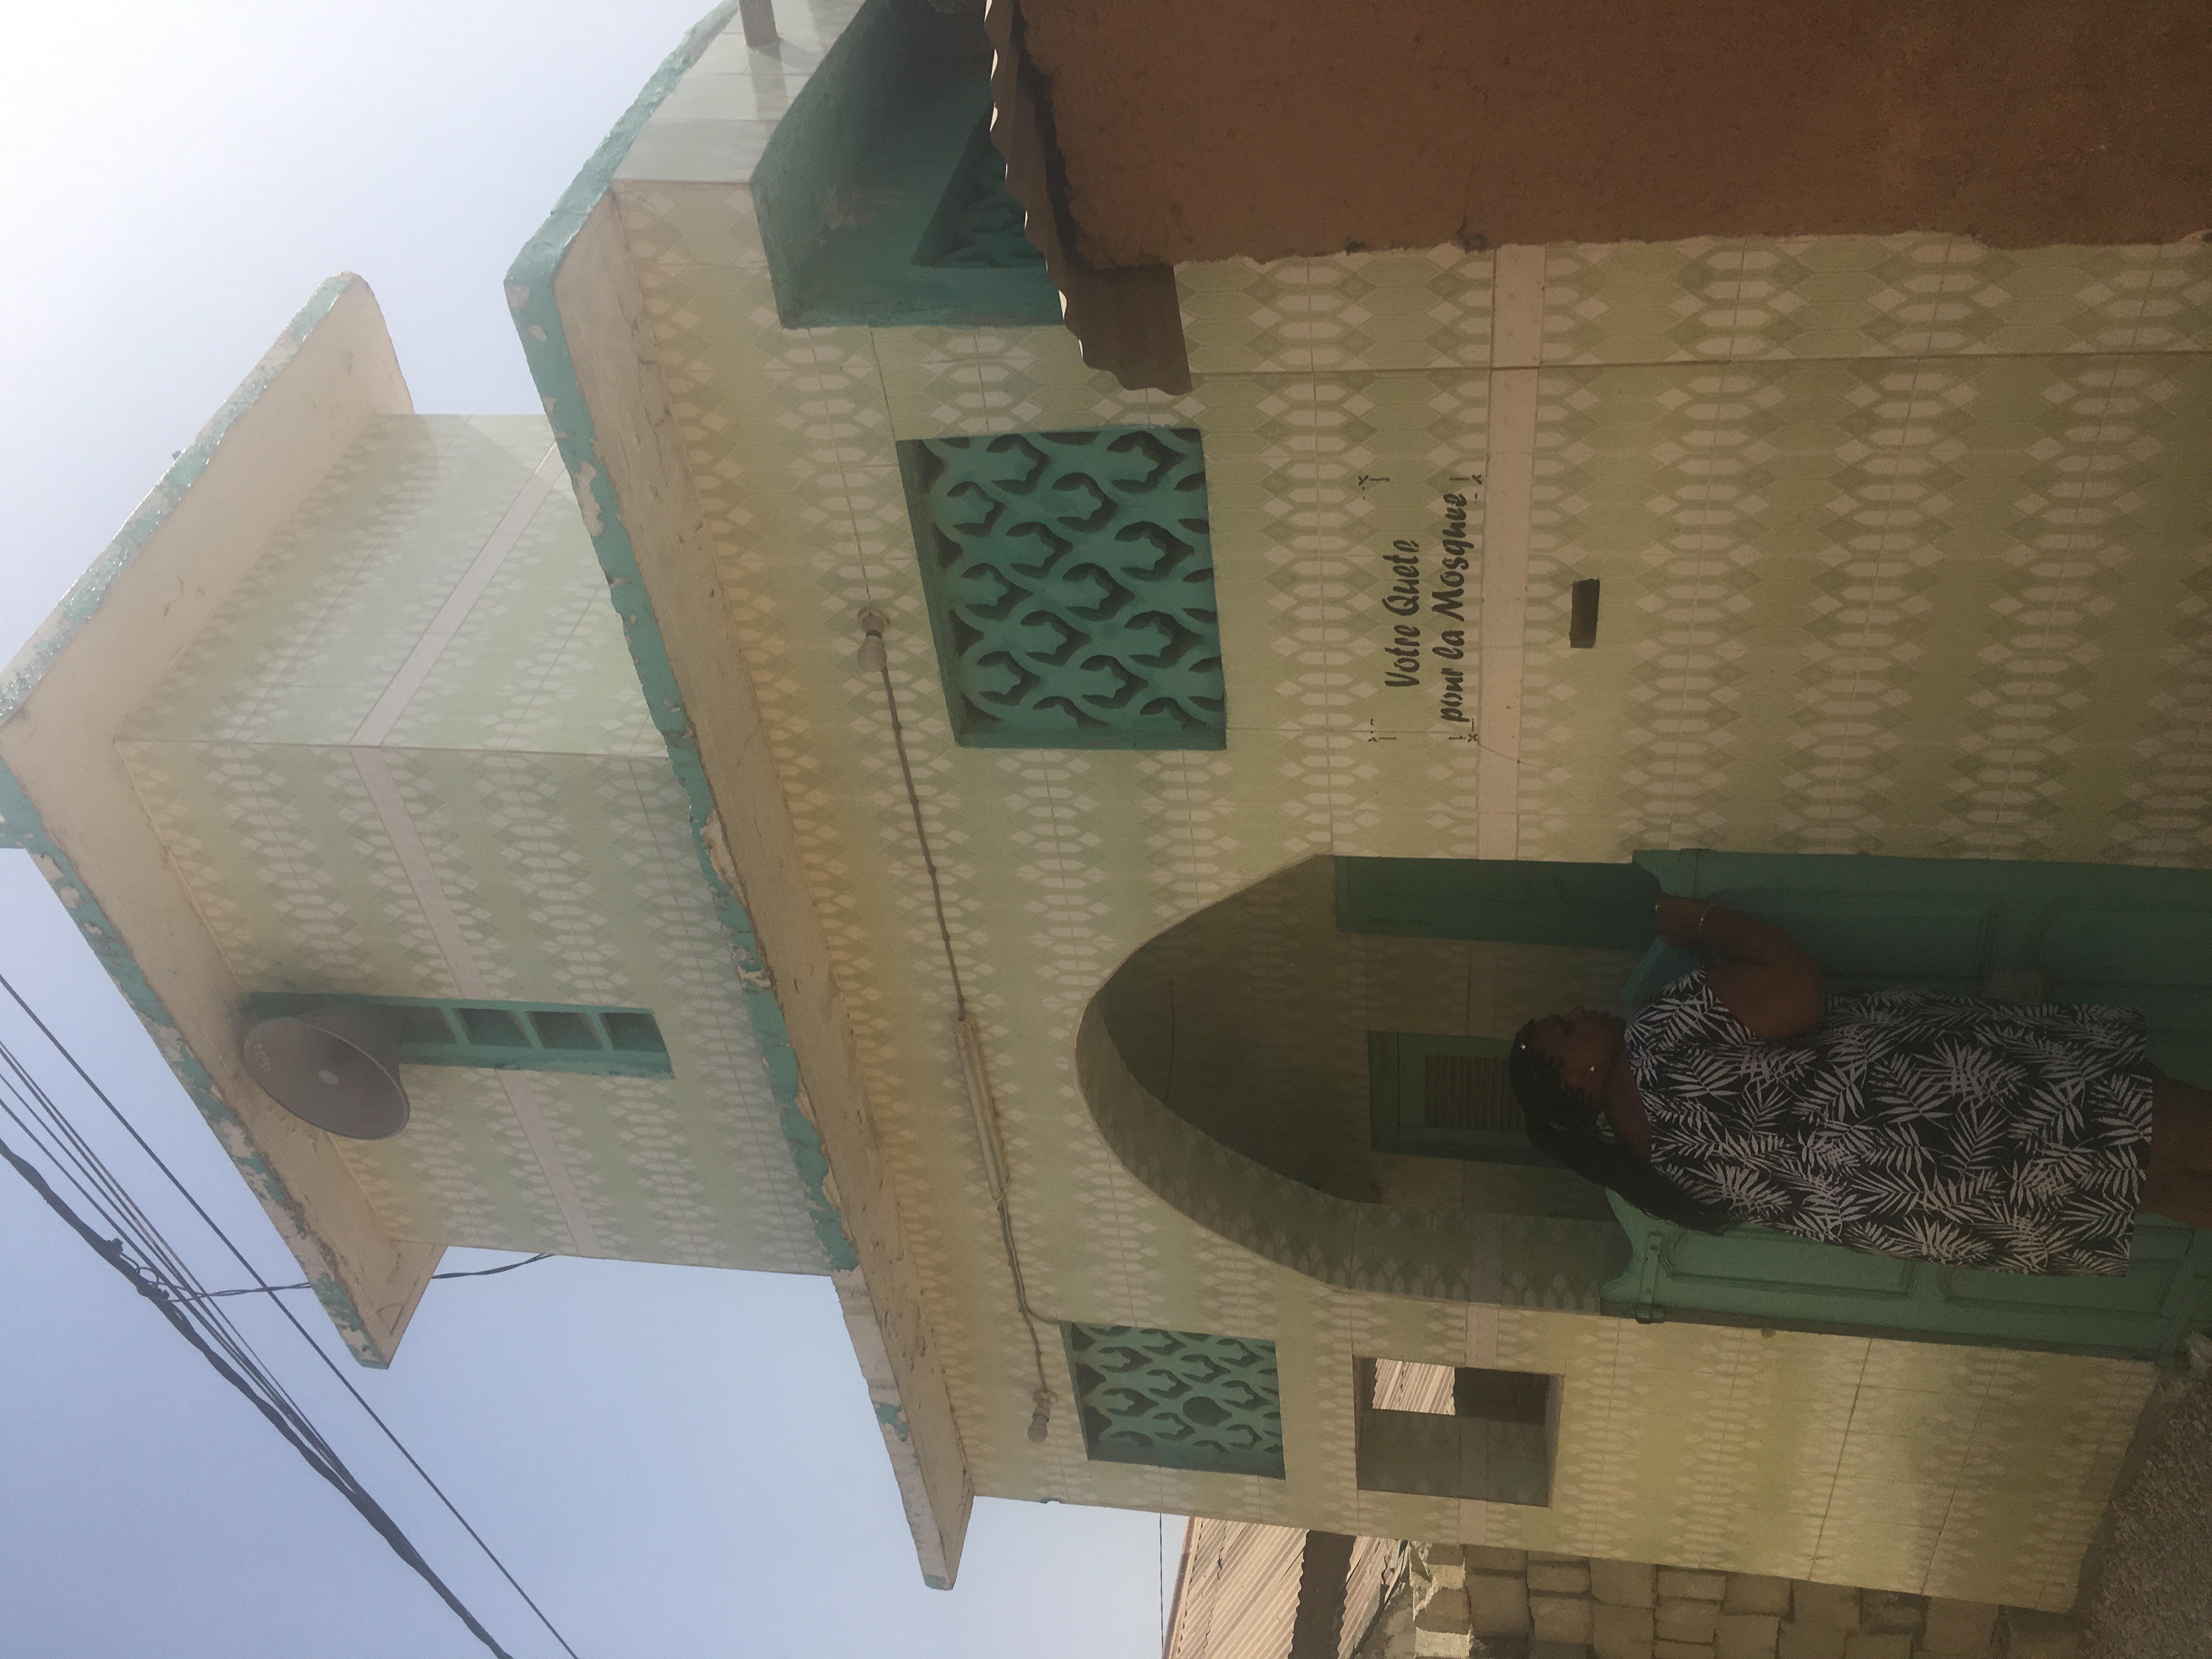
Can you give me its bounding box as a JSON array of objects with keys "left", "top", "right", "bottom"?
[{"left": 0, "top": 6, "right": 1170, "bottom": 1656}]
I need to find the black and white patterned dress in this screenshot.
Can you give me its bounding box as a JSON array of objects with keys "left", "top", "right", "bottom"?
[{"left": 1624, "top": 972, "right": 2154, "bottom": 1276}]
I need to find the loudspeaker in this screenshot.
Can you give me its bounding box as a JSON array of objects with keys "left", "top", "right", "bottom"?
[{"left": 242, "top": 1006, "right": 410, "bottom": 1140}]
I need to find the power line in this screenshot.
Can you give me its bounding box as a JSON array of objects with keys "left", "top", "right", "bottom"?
[
  {"left": 0, "top": 1127, "right": 520, "bottom": 1658},
  {"left": 0, "top": 1040, "right": 326, "bottom": 1432},
  {"left": 0, "top": 1017, "right": 544, "bottom": 1654},
  {"left": 0, "top": 972, "right": 578, "bottom": 1655},
  {"left": 0, "top": 971, "right": 580, "bottom": 1659},
  {"left": 0, "top": 1030, "right": 513, "bottom": 1647},
  {"left": 165, "top": 1253, "right": 552, "bottom": 1305},
  {"left": 858, "top": 611, "right": 1060, "bottom": 1442}
]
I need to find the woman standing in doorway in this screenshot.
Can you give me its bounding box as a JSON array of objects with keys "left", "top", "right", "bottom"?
[{"left": 1510, "top": 895, "right": 2212, "bottom": 1273}]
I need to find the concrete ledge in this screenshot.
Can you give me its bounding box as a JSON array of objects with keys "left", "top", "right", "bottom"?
[
  {"left": 0, "top": 276, "right": 442, "bottom": 1365},
  {"left": 507, "top": 4, "right": 975, "bottom": 1575},
  {"left": 529, "top": 183, "right": 974, "bottom": 1586}
]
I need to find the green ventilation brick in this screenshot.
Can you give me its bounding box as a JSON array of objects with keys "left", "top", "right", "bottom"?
[
  {"left": 1063, "top": 1322, "right": 1285, "bottom": 1479},
  {"left": 900, "top": 426, "right": 1226, "bottom": 749},
  {"left": 245, "top": 994, "right": 672, "bottom": 1079}
]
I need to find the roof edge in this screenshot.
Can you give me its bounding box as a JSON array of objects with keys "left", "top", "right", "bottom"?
[
  {"left": 0, "top": 275, "right": 436, "bottom": 1366},
  {"left": 982, "top": 0, "right": 1190, "bottom": 394},
  {"left": 500, "top": 0, "right": 977, "bottom": 1589},
  {"left": 0, "top": 274, "right": 380, "bottom": 718},
  {"left": 0, "top": 766, "right": 441, "bottom": 1364},
  {"left": 504, "top": 3, "right": 745, "bottom": 323},
  {"left": 503, "top": 0, "right": 848, "bottom": 1276}
]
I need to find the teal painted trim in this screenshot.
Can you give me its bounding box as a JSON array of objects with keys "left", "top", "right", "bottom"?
[
  {"left": 503, "top": 0, "right": 855, "bottom": 1273},
  {"left": 245, "top": 994, "right": 674, "bottom": 1079},
  {"left": 505, "top": 0, "right": 744, "bottom": 300},
  {"left": 0, "top": 274, "right": 358, "bottom": 721},
  {"left": 0, "top": 763, "right": 386, "bottom": 1364},
  {"left": 916, "top": 119, "right": 1049, "bottom": 274},
  {"left": 1630, "top": 847, "right": 2212, "bottom": 1072},
  {"left": 1600, "top": 1187, "right": 2212, "bottom": 1362},
  {"left": 752, "top": 0, "right": 1057, "bottom": 328},
  {"left": 1335, "top": 856, "right": 1660, "bottom": 948}
]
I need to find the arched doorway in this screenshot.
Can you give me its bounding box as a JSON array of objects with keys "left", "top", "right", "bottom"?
[
  {"left": 1084, "top": 849, "right": 2212, "bottom": 1357},
  {"left": 1080, "top": 855, "right": 1640, "bottom": 1310}
]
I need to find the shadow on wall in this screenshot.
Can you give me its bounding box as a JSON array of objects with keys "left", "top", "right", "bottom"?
[{"left": 1082, "top": 856, "right": 1633, "bottom": 1307}]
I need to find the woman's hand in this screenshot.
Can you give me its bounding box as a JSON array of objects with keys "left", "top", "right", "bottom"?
[
  {"left": 1655, "top": 894, "right": 1712, "bottom": 947},
  {"left": 1655, "top": 894, "right": 1827, "bottom": 1040}
]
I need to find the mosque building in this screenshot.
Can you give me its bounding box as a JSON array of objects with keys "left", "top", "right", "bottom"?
[{"left": 7, "top": 0, "right": 2212, "bottom": 1619}]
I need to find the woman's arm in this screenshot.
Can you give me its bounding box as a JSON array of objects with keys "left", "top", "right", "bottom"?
[{"left": 1656, "top": 895, "right": 1825, "bottom": 1040}]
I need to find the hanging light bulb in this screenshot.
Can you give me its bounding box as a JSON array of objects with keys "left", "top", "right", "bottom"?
[{"left": 856, "top": 607, "right": 889, "bottom": 672}]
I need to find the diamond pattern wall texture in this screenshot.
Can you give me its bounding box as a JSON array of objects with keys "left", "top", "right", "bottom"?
[
  {"left": 899, "top": 426, "right": 1226, "bottom": 748},
  {"left": 117, "top": 414, "right": 828, "bottom": 1274},
  {"left": 616, "top": 46, "right": 2212, "bottom": 1596}
]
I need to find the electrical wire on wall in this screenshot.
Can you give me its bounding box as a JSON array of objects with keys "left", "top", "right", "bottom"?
[
  {"left": 0, "top": 972, "right": 577, "bottom": 1659},
  {"left": 167, "top": 1252, "right": 551, "bottom": 1304},
  {"left": 856, "top": 608, "right": 1057, "bottom": 1443}
]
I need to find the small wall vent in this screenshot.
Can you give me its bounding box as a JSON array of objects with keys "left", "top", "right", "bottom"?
[
  {"left": 245, "top": 994, "right": 673, "bottom": 1079},
  {"left": 1368, "top": 1031, "right": 1543, "bottom": 1165}
]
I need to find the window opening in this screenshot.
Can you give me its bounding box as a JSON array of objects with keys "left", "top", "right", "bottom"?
[
  {"left": 459, "top": 1007, "right": 527, "bottom": 1047},
  {"left": 528, "top": 1010, "right": 601, "bottom": 1052},
  {"left": 601, "top": 1011, "right": 668, "bottom": 1054},
  {"left": 1355, "top": 1357, "right": 1557, "bottom": 1505}
]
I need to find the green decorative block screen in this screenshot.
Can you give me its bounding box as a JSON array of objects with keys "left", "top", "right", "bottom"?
[
  {"left": 900, "top": 426, "right": 1226, "bottom": 749},
  {"left": 1064, "top": 1322, "right": 1285, "bottom": 1479}
]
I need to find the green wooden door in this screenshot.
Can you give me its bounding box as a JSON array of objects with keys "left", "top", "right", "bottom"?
[
  {"left": 1605, "top": 1195, "right": 2212, "bottom": 1359},
  {"left": 1608, "top": 849, "right": 2212, "bottom": 1359}
]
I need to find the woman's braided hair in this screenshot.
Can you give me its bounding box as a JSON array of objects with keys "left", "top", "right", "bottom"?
[{"left": 1508, "top": 1020, "right": 1737, "bottom": 1235}]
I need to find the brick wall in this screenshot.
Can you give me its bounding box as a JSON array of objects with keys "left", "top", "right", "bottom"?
[{"left": 1388, "top": 1544, "right": 2084, "bottom": 1659}]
